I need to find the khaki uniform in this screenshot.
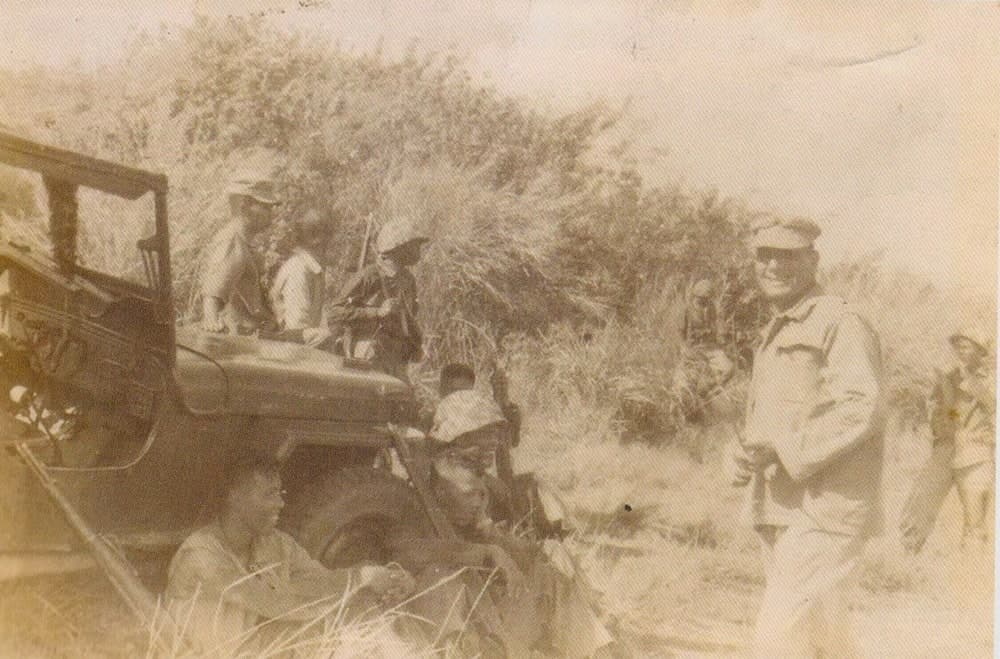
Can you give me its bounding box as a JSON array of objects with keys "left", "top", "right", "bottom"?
[
  {"left": 945, "top": 366, "right": 995, "bottom": 470},
  {"left": 329, "top": 262, "right": 421, "bottom": 377},
  {"left": 165, "top": 524, "right": 362, "bottom": 656},
  {"left": 269, "top": 248, "right": 326, "bottom": 332},
  {"left": 741, "top": 286, "right": 884, "bottom": 657},
  {"left": 200, "top": 222, "right": 266, "bottom": 327}
]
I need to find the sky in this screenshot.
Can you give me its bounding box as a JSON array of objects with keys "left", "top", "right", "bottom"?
[{"left": 1, "top": 0, "right": 998, "bottom": 296}]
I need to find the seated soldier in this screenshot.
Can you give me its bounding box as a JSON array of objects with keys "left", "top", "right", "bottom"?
[
  {"left": 429, "top": 388, "right": 515, "bottom": 524},
  {"left": 165, "top": 455, "right": 415, "bottom": 657},
  {"left": 268, "top": 210, "right": 333, "bottom": 348},
  {"left": 388, "top": 395, "right": 614, "bottom": 658}
]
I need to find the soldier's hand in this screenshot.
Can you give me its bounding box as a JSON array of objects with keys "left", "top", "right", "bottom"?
[
  {"left": 201, "top": 317, "right": 226, "bottom": 333},
  {"left": 302, "top": 327, "right": 332, "bottom": 348},
  {"left": 486, "top": 546, "right": 527, "bottom": 596},
  {"left": 376, "top": 297, "right": 401, "bottom": 319},
  {"left": 726, "top": 443, "right": 755, "bottom": 487},
  {"left": 358, "top": 564, "right": 415, "bottom": 606}
]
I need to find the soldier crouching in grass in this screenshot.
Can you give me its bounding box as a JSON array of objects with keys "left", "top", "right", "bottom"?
[
  {"left": 727, "top": 216, "right": 885, "bottom": 658},
  {"left": 165, "top": 455, "right": 416, "bottom": 657},
  {"left": 387, "top": 390, "right": 614, "bottom": 658}
]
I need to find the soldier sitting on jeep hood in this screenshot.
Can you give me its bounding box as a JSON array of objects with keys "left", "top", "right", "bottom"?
[{"left": 165, "top": 454, "right": 415, "bottom": 656}]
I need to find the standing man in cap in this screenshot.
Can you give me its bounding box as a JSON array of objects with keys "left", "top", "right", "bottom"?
[
  {"left": 330, "top": 217, "right": 429, "bottom": 378},
  {"left": 728, "top": 215, "right": 884, "bottom": 657},
  {"left": 200, "top": 175, "right": 279, "bottom": 333}
]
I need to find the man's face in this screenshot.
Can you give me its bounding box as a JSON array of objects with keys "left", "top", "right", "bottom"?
[
  {"left": 240, "top": 198, "right": 275, "bottom": 235},
  {"left": 952, "top": 337, "right": 986, "bottom": 369},
  {"left": 450, "top": 425, "right": 500, "bottom": 474},
  {"left": 753, "top": 247, "right": 818, "bottom": 307},
  {"left": 435, "top": 469, "right": 488, "bottom": 530},
  {"left": 233, "top": 471, "right": 285, "bottom": 537},
  {"left": 388, "top": 241, "right": 424, "bottom": 268}
]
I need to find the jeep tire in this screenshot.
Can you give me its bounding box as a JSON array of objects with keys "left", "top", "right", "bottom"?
[{"left": 292, "top": 467, "right": 432, "bottom": 569}]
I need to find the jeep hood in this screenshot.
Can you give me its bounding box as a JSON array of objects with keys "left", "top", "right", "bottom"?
[{"left": 174, "top": 328, "right": 416, "bottom": 422}]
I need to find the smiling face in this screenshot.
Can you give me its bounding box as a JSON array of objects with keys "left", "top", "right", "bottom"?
[
  {"left": 753, "top": 246, "right": 819, "bottom": 309},
  {"left": 229, "top": 470, "right": 285, "bottom": 537}
]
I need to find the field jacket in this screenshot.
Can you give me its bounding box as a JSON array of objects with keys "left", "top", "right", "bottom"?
[{"left": 742, "top": 286, "right": 885, "bottom": 536}]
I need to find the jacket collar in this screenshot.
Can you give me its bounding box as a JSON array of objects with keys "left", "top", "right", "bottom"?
[
  {"left": 758, "top": 284, "right": 824, "bottom": 345},
  {"left": 773, "top": 284, "right": 824, "bottom": 323}
]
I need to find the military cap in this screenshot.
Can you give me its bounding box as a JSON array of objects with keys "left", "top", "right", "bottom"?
[
  {"left": 376, "top": 218, "right": 430, "bottom": 254},
  {"left": 949, "top": 326, "right": 992, "bottom": 354},
  {"left": 750, "top": 215, "right": 821, "bottom": 250},
  {"left": 431, "top": 390, "right": 506, "bottom": 444},
  {"left": 225, "top": 175, "right": 280, "bottom": 205},
  {"left": 691, "top": 279, "right": 715, "bottom": 298}
]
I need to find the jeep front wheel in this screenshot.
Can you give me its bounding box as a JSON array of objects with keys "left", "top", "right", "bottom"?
[{"left": 292, "top": 467, "right": 432, "bottom": 569}]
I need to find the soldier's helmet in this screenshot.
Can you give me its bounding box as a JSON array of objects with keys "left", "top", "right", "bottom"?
[
  {"left": 376, "top": 218, "right": 430, "bottom": 255},
  {"left": 949, "top": 326, "right": 992, "bottom": 354},
  {"left": 431, "top": 390, "right": 506, "bottom": 444},
  {"left": 692, "top": 279, "right": 715, "bottom": 299},
  {"left": 225, "top": 174, "right": 280, "bottom": 206}
]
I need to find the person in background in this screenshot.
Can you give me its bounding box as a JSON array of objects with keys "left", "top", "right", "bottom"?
[
  {"left": 330, "top": 218, "right": 429, "bottom": 378},
  {"left": 200, "top": 175, "right": 279, "bottom": 334},
  {"left": 938, "top": 328, "right": 995, "bottom": 546},
  {"left": 727, "top": 215, "right": 884, "bottom": 658},
  {"left": 682, "top": 278, "right": 719, "bottom": 347},
  {"left": 165, "top": 454, "right": 415, "bottom": 656},
  {"left": 269, "top": 210, "right": 333, "bottom": 348}
]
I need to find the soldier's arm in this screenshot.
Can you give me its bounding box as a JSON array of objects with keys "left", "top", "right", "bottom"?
[
  {"left": 168, "top": 545, "right": 313, "bottom": 621},
  {"left": 286, "top": 535, "right": 356, "bottom": 601},
  {"left": 329, "top": 269, "right": 380, "bottom": 324},
  {"left": 200, "top": 234, "right": 245, "bottom": 302},
  {"left": 773, "top": 312, "right": 884, "bottom": 482}
]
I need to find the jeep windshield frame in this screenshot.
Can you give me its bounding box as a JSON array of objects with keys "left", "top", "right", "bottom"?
[{"left": 0, "top": 131, "right": 174, "bottom": 355}]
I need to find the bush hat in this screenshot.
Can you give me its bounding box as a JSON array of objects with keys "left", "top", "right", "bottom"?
[
  {"left": 226, "top": 175, "right": 279, "bottom": 205},
  {"left": 431, "top": 390, "right": 506, "bottom": 444},
  {"left": 750, "top": 215, "right": 821, "bottom": 250},
  {"left": 376, "top": 218, "right": 430, "bottom": 254},
  {"left": 949, "top": 327, "right": 992, "bottom": 354}
]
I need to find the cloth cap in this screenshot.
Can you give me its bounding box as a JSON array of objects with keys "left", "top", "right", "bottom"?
[
  {"left": 431, "top": 390, "right": 506, "bottom": 444},
  {"left": 750, "top": 216, "right": 821, "bottom": 250},
  {"left": 376, "top": 218, "right": 430, "bottom": 254},
  {"left": 226, "top": 176, "right": 280, "bottom": 205},
  {"left": 949, "top": 326, "right": 992, "bottom": 353},
  {"left": 691, "top": 279, "right": 715, "bottom": 298}
]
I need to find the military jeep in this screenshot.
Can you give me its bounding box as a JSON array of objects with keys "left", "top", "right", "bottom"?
[{"left": 0, "top": 132, "right": 532, "bottom": 623}]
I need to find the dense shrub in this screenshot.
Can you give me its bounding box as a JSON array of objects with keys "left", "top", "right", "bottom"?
[{"left": 0, "top": 16, "right": 980, "bottom": 444}]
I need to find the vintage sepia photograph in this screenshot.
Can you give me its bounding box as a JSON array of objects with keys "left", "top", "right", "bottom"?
[{"left": 0, "top": 1, "right": 997, "bottom": 657}]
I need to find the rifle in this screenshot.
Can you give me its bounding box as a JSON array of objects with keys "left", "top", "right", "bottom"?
[{"left": 342, "top": 214, "right": 375, "bottom": 358}]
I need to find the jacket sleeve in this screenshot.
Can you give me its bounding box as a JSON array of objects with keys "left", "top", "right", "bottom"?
[
  {"left": 329, "top": 269, "right": 379, "bottom": 324},
  {"left": 775, "top": 312, "right": 884, "bottom": 482}
]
